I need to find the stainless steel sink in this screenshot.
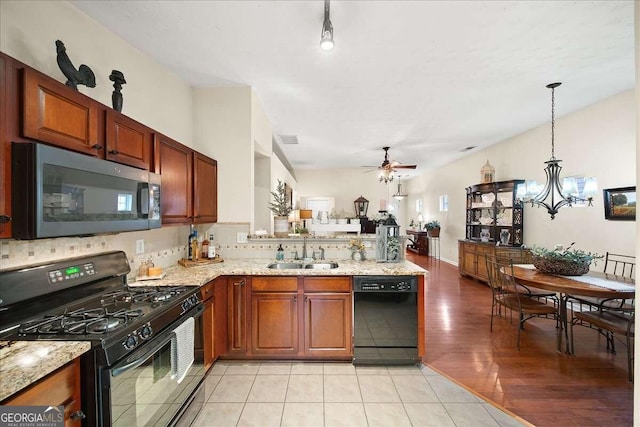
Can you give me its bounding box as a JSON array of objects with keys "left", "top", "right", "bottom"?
[
  {"left": 266, "top": 262, "right": 339, "bottom": 270},
  {"left": 304, "top": 262, "right": 339, "bottom": 270},
  {"left": 266, "top": 262, "right": 304, "bottom": 269}
]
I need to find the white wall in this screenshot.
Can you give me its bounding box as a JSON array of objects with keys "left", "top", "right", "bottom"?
[
  {"left": 295, "top": 169, "right": 411, "bottom": 226},
  {"left": 0, "top": 0, "right": 193, "bottom": 145},
  {"left": 633, "top": 0, "right": 639, "bottom": 417},
  {"left": 406, "top": 90, "right": 636, "bottom": 266},
  {"left": 193, "top": 86, "right": 253, "bottom": 223}
]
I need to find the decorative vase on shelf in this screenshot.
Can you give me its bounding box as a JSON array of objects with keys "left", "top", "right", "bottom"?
[
  {"left": 480, "top": 228, "right": 490, "bottom": 243},
  {"left": 500, "top": 229, "right": 510, "bottom": 245}
]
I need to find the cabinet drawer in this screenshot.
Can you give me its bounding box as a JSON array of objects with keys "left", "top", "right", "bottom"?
[
  {"left": 200, "top": 281, "right": 215, "bottom": 301},
  {"left": 475, "top": 245, "right": 492, "bottom": 254},
  {"left": 303, "top": 277, "right": 351, "bottom": 293},
  {"left": 252, "top": 277, "right": 298, "bottom": 292}
]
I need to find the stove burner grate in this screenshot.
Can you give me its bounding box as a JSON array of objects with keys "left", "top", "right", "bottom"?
[{"left": 18, "top": 307, "right": 143, "bottom": 335}]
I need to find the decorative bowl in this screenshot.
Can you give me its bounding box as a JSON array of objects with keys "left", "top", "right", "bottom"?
[{"left": 532, "top": 255, "right": 590, "bottom": 276}]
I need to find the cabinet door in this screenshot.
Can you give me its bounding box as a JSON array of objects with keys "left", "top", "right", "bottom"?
[
  {"left": 3, "top": 359, "right": 83, "bottom": 426},
  {"left": 154, "top": 133, "right": 193, "bottom": 224},
  {"left": 0, "top": 53, "right": 12, "bottom": 238},
  {"left": 304, "top": 293, "right": 352, "bottom": 357},
  {"left": 200, "top": 281, "right": 216, "bottom": 370},
  {"left": 193, "top": 152, "right": 217, "bottom": 223},
  {"left": 227, "top": 277, "right": 248, "bottom": 354},
  {"left": 213, "top": 276, "right": 228, "bottom": 359},
  {"left": 105, "top": 110, "right": 152, "bottom": 169},
  {"left": 251, "top": 292, "right": 298, "bottom": 354},
  {"left": 22, "top": 68, "right": 99, "bottom": 156}
]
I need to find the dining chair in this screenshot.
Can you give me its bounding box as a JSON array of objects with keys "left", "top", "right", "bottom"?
[
  {"left": 604, "top": 252, "right": 635, "bottom": 278},
  {"left": 486, "top": 256, "right": 560, "bottom": 350},
  {"left": 569, "top": 304, "right": 635, "bottom": 382},
  {"left": 568, "top": 252, "right": 635, "bottom": 314}
]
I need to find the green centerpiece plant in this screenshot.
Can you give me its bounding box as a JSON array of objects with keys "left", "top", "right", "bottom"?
[
  {"left": 424, "top": 220, "right": 441, "bottom": 237},
  {"left": 269, "top": 179, "right": 292, "bottom": 237},
  {"left": 531, "top": 242, "right": 603, "bottom": 276}
]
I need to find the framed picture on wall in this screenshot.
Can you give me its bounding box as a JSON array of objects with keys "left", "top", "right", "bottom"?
[{"left": 603, "top": 186, "right": 636, "bottom": 221}]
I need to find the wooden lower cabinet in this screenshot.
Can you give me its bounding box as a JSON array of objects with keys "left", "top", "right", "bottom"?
[
  {"left": 220, "top": 275, "right": 353, "bottom": 360},
  {"left": 458, "top": 240, "right": 531, "bottom": 283},
  {"left": 304, "top": 293, "right": 352, "bottom": 357},
  {"left": 200, "top": 280, "right": 216, "bottom": 370},
  {"left": 227, "top": 276, "right": 248, "bottom": 354},
  {"left": 2, "top": 358, "right": 84, "bottom": 426}
]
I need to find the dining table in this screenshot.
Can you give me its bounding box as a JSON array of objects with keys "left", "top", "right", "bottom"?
[{"left": 507, "top": 264, "right": 635, "bottom": 353}]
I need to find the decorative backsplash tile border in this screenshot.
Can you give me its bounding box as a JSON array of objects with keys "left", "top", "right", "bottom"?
[{"left": 1, "top": 222, "right": 405, "bottom": 272}]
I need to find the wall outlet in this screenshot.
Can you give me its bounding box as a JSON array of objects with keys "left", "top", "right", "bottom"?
[
  {"left": 135, "top": 239, "right": 145, "bottom": 254},
  {"left": 236, "top": 232, "right": 248, "bottom": 243}
]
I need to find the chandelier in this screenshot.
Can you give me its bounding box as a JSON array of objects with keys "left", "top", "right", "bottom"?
[
  {"left": 378, "top": 169, "right": 395, "bottom": 183},
  {"left": 516, "top": 82, "right": 597, "bottom": 219}
]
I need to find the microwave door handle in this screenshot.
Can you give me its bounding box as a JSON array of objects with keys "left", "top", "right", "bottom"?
[{"left": 137, "top": 183, "right": 150, "bottom": 217}]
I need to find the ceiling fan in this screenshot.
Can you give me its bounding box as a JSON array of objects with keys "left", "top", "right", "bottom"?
[{"left": 363, "top": 147, "right": 417, "bottom": 183}]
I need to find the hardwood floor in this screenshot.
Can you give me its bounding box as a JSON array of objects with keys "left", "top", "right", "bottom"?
[{"left": 407, "top": 252, "right": 634, "bottom": 427}]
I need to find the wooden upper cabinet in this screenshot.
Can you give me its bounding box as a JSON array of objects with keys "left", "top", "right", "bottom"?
[
  {"left": 22, "top": 68, "right": 100, "bottom": 156},
  {"left": 154, "top": 133, "right": 218, "bottom": 225},
  {"left": 193, "top": 152, "right": 217, "bottom": 223},
  {"left": 105, "top": 110, "right": 152, "bottom": 170},
  {"left": 154, "top": 133, "right": 193, "bottom": 224}
]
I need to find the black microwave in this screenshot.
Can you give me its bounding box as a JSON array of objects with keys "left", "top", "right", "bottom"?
[{"left": 12, "top": 142, "right": 161, "bottom": 239}]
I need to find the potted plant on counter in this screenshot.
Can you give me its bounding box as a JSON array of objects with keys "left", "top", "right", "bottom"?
[
  {"left": 425, "top": 220, "right": 441, "bottom": 237},
  {"left": 269, "top": 179, "right": 292, "bottom": 237}
]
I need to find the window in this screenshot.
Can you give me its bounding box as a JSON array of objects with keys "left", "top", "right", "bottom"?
[
  {"left": 117, "top": 193, "right": 133, "bottom": 212},
  {"left": 439, "top": 195, "right": 449, "bottom": 212},
  {"left": 415, "top": 199, "right": 423, "bottom": 213}
]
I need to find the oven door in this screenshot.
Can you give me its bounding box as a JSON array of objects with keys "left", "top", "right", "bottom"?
[{"left": 108, "top": 306, "right": 205, "bottom": 427}]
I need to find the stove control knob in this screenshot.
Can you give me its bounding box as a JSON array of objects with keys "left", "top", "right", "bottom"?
[
  {"left": 123, "top": 334, "right": 138, "bottom": 350},
  {"left": 139, "top": 324, "right": 153, "bottom": 340}
]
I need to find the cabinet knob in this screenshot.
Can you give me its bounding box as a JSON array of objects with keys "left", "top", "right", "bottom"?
[
  {"left": 0, "top": 215, "right": 11, "bottom": 224},
  {"left": 109, "top": 149, "right": 119, "bottom": 155},
  {"left": 92, "top": 144, "right": 103, "bottom": 151},
  {"left": 70, "top": 411, "right": 86, "bottom": 421}
]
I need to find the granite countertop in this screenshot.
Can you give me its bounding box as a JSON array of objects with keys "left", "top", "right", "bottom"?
[
  {"left": 128, "top": 258, "right": 428, "bottom": 287},
  {"left": 0, "top": 341, "right": 92, "bottom": 401}
]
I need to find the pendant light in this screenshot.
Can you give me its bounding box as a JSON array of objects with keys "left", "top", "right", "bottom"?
[
  {"left": 516, "top": 82, "right": 597, "bottom": 219},
  {"left": 320, "top": 0, "right": 334, "bottom": 50}
]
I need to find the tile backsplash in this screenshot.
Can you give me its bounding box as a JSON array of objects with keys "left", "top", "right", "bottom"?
[{"left": 1, "top": 223, "right": 404, "bottom": 280}]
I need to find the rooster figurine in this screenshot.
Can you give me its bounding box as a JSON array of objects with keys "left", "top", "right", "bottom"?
[{"left": 55, "top": 40, "right": 96, "bottom": 91}]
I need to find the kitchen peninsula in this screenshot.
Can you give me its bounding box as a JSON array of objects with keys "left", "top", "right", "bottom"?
[{"left": 1, "top": 257, "right": 427, "bottom": 404}]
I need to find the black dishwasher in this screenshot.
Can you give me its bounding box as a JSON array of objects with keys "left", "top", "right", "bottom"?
[{"left": 352, "top": 275, "right": 419, "bottom": 365}]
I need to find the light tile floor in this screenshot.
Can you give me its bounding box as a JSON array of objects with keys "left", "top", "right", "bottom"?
[{"left": 193, "top": 361, "right": 528, "bottom": 427}]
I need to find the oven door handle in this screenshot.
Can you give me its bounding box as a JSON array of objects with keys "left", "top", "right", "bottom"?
[
  {"left": 110, "top": 305, "right": 203, "bottom": 377},
  {"left": 111, "top": 331, "right": 173, "bottom": 377}
]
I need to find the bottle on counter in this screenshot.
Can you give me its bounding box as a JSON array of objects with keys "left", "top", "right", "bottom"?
[
  {"left": 276, "top": 243, "right": 284, "bottom": 261},
  {"left": 187, "top": 224, "right": 196, "bottom": 260},
  {"left": 201, "top": 234, "right": 210, "bottom": 259},
  {"left": 207, "top": 234, "right": 216, "bottom": 259},
  {"left": 191, "top": 230, "right": 199, "bottom": 260}
]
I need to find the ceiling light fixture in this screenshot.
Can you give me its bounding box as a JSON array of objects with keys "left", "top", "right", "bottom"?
[
  {"left": 320, "top": 0, "right": 334, "bottom": 50},
  {"left": 393, "top": 179, "right": 407, "bottom": 201},
  {"left": 516, "top": 82, "right": 597, "bottom": 219},
  {"left": 378, "top": 169, "right": 395, "bottom": 184}
]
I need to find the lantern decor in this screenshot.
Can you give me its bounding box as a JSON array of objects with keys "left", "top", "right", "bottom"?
[
  {"left": 375, "top": 214, "right": 402, "bottom": 263},
  {"left": 354, "top": 196, "right": 369, "bottom": 218},
  {"left": 481, "top": 160, "right": 495, "bottom": 184}
]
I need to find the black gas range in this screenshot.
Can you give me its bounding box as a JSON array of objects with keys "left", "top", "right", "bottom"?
[{"left": 0, "top": 251, "right": 206, "bottom": 427}]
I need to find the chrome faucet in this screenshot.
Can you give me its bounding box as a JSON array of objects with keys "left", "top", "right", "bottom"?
[
  {"left": 302, "top": 237, "right": 308, "bottom": 260},
  {"left": 318, "top": 245, "right": 325, "bottom": 260}
]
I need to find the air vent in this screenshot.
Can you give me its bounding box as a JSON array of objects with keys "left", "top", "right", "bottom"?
[
  {"left": 460, "top": 146, "right": 476, "bottom": 152},
  {"left": 278, "top": 135, "right": 299, "bottom": 145}
]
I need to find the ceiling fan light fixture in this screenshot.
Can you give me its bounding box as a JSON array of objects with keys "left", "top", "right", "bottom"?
[{"left": 320, "top": 0, "right": 334, "bottom": 50}]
